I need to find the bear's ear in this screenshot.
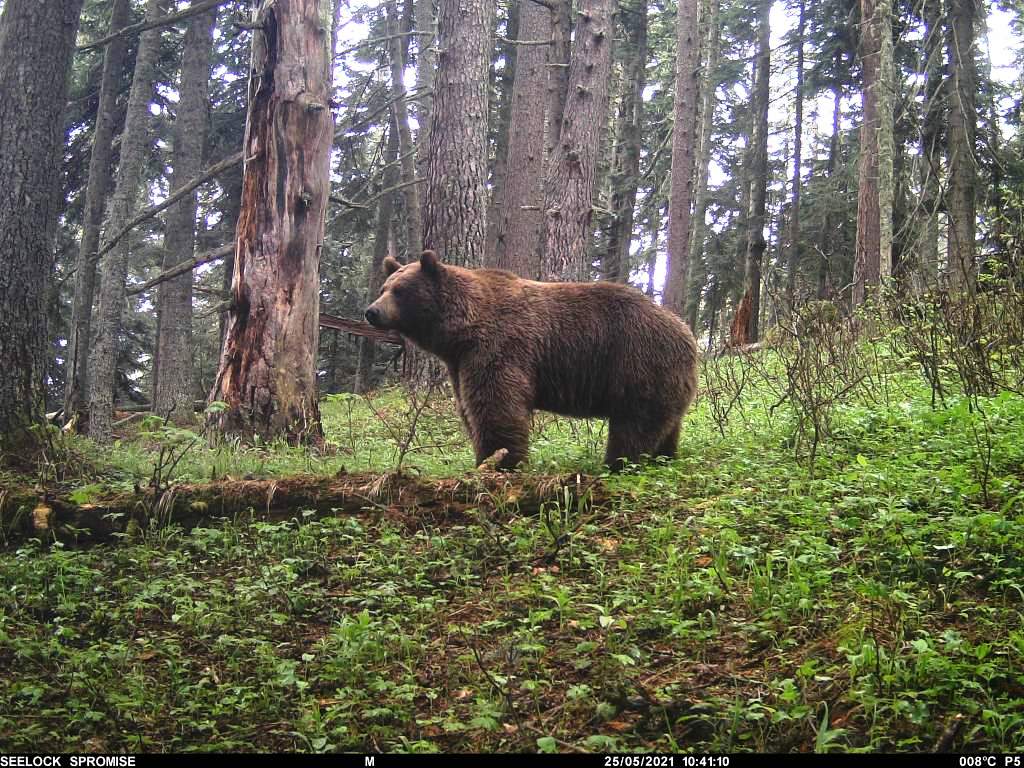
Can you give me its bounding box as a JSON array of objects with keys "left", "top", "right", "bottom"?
[
  {"left": 420, "top": 249, "right": 442, "bottom": 278},
  {"left": 383, "top": 256, "right": 402, "bottom": 276}
]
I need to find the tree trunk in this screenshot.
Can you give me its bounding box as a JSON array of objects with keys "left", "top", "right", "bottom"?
[
  {"left": 87, "top": 0, "right": 167, "bottom": 441},
  {"left": 63, "top": 0, "right": 131, "bottom": 423},
  {"left": 414, "top": 0, "right": 436, "bottom": 183},
  {"left": 686, "top": 0, "right": 721, "bottom": 331},
  {"left": 878, "top": 0, "right": 894, "bottom": 285},
  {"left": 421, "top": 0, "right": 494, "bottom": 266},
  {"left": 492, "top": 0, "right": 550, "bottom": 276},
  {"left": 485, "top": 3, "right": 518, "bottom": 264},
  {"left": 356, "top": 121, "right": 400, "bottom": 394},
  {"left": 917, "top": 0, "right": 942, "bottom": 290},
  {"left": 0, "top": 0, "right": 85, "bottom": 450},
  {"left": 602, "top": 4, "right": 647, "bottom": 283},
  {"left": 853, "top": 0, "right": 892, "bottom": 307},
  {"left": 646, "top": 203, "right": 661, "bottom": 297},
  {"left": 545, "top": 0, "right": 571, "bottom": 165},
  {"left": 743, "top": 0, "right": 770, "bottom": 343},
  {"left": 537, "top": 0, "right": 614, "bottom": 280},
  {"left": 218, "top": 167, "right": 244, "bottom": 347},
  {"left": 209, "top": 0, "right": 334, "bottom": 442},
  {"left": 387, "top": 0, "right": 423, "bottom": 258},
  {"left": 324, "top": 329, "right": 339, "bottom": 394},
  {"left": 817, "top": 88, "right": 842, "bottom": 300},
  {"left": 154, "top": 3, "right": 218, "bottom": 422},
  {"left": 945, "top": 0, "right": 977, "bottom": 290},
  {"left": 785, "top": 0, "right": 805, "bottom": 312},
  {"left": 664, "top": 0, "right": 702, "bottom": 315}
]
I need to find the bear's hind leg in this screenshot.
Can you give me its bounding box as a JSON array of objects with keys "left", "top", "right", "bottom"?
[
  {"left": 655, "top": 421, "right": 681, "bottom": 459},
  {"left": 604, "top": 415, "right": 662, "bottom": 472}
]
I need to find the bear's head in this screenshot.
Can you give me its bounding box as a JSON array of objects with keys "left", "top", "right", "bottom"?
[{"left": 364, "top": 250, "right": 445, "bottom": 340}]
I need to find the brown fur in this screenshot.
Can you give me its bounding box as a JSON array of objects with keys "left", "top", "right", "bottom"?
[{"left": 366, "top": 251, "right": 700, "bottom": 470}]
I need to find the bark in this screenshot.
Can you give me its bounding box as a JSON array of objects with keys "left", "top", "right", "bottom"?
[
  {"left": 817, "top": 88, "right": 842, "bottom": 299},
  {"left": 537, "top": 0, "right": 615, "bottom": 280},
  {"left": 356, "top": 122, "right": 400, "bottom": 394},
  {"left": 853, "top": 0, "right": 892, "bottom": 306},
  {"left": 545, "top": 0, "right": 572, "bottom": 164},
  {"left": 492, "top": 0, "right": 550, "bottom": 276},
  {"left": 87, "top": 0, "right": 167, "bottom": 441},
  {"left": 686, "top": 0, "right": 721, "bottom": 331},
  {"left": 154, "top": 3, "right": 218, "bottom": 422},
  {"left": 387, "top": 0, "right": 423, "bottom": 257},
  {"left": 209, "top": 0, "right": 334, "bottom": 443},
  {"left": 485, "top": 4, "right": 518, "bottom": 264},
  {"left": 917, "top": 0, "right": 942, "bottom": 289},
  {"left": 664, "top": 0, "right": 702, "bottom": 315},
  {"left": 6, "top": 472, "right": 607, "bottom": 547},
  {"left": 0, "top": 0, "right": 85, "bottom": 450},
  {"left": 421, "top": 0, "right": 494, "bottom": 265},
  {"left": 603, "top": 5, "right": 647, "bottom": 283},
  {"left": 785, "top": 0, "right": 806, "bottom": 312},
  {"left": 945, "top": 0, "right": 977, "bottom": 289},
  {"left": 64, "top": 0, "right": 131, "bottom": 423},
  {"left": 743, "top": 0, "right": 770, "bottom": 343}
]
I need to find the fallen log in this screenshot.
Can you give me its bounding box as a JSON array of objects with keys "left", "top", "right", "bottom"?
[
  {"left": 714, "top": 342, "right": 766, "bottom": 357},
  {"left": 1, "top": 471, "right": 606, "bottom": 547},
  {"left": 319, "top": 313, "right": 404, "bottom": 345}
]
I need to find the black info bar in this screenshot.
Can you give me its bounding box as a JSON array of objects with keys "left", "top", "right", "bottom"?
[{"left": 2, "top": 756, "right": 1023, "bottom": 768}]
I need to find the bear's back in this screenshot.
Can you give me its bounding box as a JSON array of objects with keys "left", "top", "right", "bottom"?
[{"left": 488, "top": 277, "right": 698, "bottom": 419}]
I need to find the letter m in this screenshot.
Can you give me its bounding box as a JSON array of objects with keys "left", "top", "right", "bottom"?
[{"left": 365, "top": 758, "right": 375, "bottom": 767}]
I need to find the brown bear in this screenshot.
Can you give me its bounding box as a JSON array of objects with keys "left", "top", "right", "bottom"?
[{"left": 364, "top": 250, "right": 699, "bottom": 471}]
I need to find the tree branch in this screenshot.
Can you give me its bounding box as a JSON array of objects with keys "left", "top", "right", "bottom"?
[
  {"left": 125, "top": 243, "right": 234, "bottom": 296},
  {"left": 330, "top": 178, "right": 426, "bottom": 210},
  {"left": 334, "top": 30, "right": 434, "bottom": 60},
  {"left": 92, "top": 150, "right": 243, "bottom": 266},
  {"left": 77, "top": 0, "right": 231, "bottom": 53},
  {"left": 498, "top": 36, "right": 553, "bottom": 46}
]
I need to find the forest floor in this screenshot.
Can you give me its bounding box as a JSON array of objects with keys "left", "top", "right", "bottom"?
[{"left": 2, "top": 351, "right": 1024, "bottom": 753}]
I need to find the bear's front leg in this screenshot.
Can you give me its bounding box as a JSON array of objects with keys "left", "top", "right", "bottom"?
[
  {"left": 460, "top": 370, "right": 530, "bottom": 470},
  {"left": 447, "top": 367, "right": 471, "bottom": 435}
]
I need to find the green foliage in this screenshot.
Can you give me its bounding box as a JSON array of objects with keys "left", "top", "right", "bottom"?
[{"left": 3, "top": 340, "right": 1024, "bottom": 752}]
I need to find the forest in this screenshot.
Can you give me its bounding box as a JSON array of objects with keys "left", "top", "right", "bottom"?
[{"left": 1, "top": 0, "right": 1024, "bottom": 754}]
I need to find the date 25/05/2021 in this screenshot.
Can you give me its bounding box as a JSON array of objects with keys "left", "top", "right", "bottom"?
[{"left": 605, "top": 759, "right": 728, "bottom": 768}]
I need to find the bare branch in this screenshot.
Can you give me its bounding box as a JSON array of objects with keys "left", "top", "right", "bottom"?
[
  {"left": 334, "top": 30, "right": 434, "bottom": 60},
  {"left": 77, "top": 0, "right": 231, "bottom": 53},
  {"left": 330, "top": 178, "right": 426, "bottom": 210},
  {"left": 92, "top": 151, "right": 243, "bottom": 266},
  {"left": 498, "top": 36, "right": 552, "bottom": 46},
  {"left": 125, "top": 243, "right": 234, "bottom": 296}
]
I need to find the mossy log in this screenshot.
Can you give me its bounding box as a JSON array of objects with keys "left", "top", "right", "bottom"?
[{"left": 1, "top": 471, "right": 606, "bottom": 547}]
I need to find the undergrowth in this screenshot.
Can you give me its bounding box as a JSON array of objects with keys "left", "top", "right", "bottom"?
[{"left": 1, "top": 342, "right": 1023, "bottom": 752}]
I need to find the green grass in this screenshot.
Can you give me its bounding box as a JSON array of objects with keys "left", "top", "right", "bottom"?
[{"left": 2, "top": 355, "right": 1024, "bottom": 752}]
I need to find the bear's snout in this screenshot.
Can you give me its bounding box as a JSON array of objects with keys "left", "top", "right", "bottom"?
[{"left": 365, "top": 305, "right": 383, "bottom": 327}]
